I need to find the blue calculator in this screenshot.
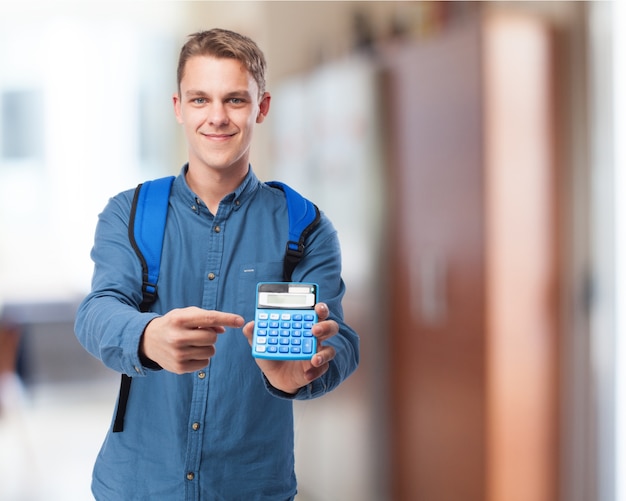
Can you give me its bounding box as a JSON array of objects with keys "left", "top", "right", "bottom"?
[{"left": 252, "top": 282, "right": 318, "bottom": 360}]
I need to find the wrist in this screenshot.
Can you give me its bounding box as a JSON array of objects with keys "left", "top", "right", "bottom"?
[
  {"left": 139, "top": 326, "right": 162, "bottom": 370},
  {"left": 262, "top": 375, "right": 300, "bottom": 399}
]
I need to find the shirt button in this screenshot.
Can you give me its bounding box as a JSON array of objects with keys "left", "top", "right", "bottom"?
[
  {"left": 192, "top": 422, "right": 200, "bottom": 431},
  {"left": 187, "top": 472, "right": 195, "bottom": 481},
  {"left": 214, "top": 225, "right": 221, "bottom": 233},
  {"left": 198, "top": 371, "right": 206, "bottom": 379},
  {"left": 134, "top": 366, "right": 141, "bottom": 374},
  {"left": 208, "top": 273, "right": 215, "bottom": 280},
  {"left": 235, "top": 200, "right": 240, "bottom": 206}
]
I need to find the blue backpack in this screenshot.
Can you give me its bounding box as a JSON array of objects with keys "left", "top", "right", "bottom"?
[{"left": 113, "top": 175, "right": 320, "bottom": 432}]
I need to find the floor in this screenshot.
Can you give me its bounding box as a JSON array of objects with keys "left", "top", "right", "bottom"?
[{"left": 0, "top": 376, "right": 116, "bottom": 501}]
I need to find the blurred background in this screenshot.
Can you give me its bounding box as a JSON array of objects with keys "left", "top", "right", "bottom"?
[{"left": 0, "top": 1, "right": 623, "bottom": 500}]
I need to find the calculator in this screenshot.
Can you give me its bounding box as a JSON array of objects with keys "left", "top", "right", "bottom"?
[{"left": 252, "top": 282, "right": 318, "bottom": 360}]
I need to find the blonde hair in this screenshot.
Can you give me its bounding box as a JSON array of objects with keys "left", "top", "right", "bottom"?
[{"left": 177, "top": 28, "right": 267, "bottom": 96}]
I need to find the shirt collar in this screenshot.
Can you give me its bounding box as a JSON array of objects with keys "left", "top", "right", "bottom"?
[{"left": 230, "top": 165, "right": 259, "bottom": 210}]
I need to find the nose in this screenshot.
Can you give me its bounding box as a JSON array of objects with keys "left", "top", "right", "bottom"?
[{"left": 206, "top": 102, "right": 229, "bottom": 127}]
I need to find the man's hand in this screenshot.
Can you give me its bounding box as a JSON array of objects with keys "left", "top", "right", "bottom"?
[
  {"left": 140, "top": 307, "right": 244, "bottom": 374},
  {"left": 242, "top": 303, "right": 338, "bottom": 394}
]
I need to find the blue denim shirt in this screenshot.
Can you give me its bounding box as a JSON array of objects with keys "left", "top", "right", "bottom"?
[{"left": 74, "top": 165, "right": 359, "bottom": 501}]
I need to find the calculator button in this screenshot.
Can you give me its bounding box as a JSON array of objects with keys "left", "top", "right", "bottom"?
[
  {"left": 257, "top": 329, "right": 267, "bottom": 337},
  {"left": 270, "top": 313, "right": 280, "bottom": 320},
  {"left": 304, "top": 314, "right": 314, "bottom": 321},
  {"left": 256, "top": 345, "right": 267, "bottom": 353},
  {"left": 257, "top": 321, "right": 268, "bottom": 328},
  {"left": 303, "top": 339, "right": 314, "bottom": 354},
  {"left": 293, "top": 314, "right": 303, "bottom": 321},
  {"left": 281, "top": 313, "right": 291, "bottom": 320},
  {"left": 258, "top": 313, "right": 269, "bottom": 320},
  {"left": 256, "top": 338, "right": 267, "bottom": 345}
]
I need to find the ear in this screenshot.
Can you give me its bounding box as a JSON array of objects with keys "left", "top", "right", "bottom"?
[
  {"left": 173, "top": 93, "right": 183, "bottom": 124},
  {"left": 256, "top": 92, "right": 271, "bottom": 124}
]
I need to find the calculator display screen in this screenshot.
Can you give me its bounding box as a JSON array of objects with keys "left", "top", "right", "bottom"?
[
  {"left": 258, "top": 292, "right": 315, "bottom": 309},
  {"left": 257, "top": 283, "right": 317, "bottom": 309}
]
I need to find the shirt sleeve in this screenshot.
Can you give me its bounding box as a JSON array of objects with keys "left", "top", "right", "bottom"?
[
  {"left": 74, "top": 192, "right": 160, "bottom": 377},
  {"left": 264, "top": 213, "right": 360, "bottom": 400}
]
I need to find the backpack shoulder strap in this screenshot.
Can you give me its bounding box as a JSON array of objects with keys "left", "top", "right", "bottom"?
[
  {"left": 113, "top": 175, "right": 174, "bottom": 434},
  {"left": 128, "top": 176, "right": 176, "bottom": 311},
  {"left": 265, "top": 181, "right": 321, "bottom": 281}
]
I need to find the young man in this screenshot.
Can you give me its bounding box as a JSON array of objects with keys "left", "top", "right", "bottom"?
[{"left": 74, "top": 28, "right": 359, "bottom": 500}]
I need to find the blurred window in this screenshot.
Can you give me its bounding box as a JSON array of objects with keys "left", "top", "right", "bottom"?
[{"left": 1, "top": 90, "right": 43, "bottom": 160}]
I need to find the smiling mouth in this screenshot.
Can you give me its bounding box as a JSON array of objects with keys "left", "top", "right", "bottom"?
[{"left": 202, "top": 132, "right": 235, "bottom": 140}]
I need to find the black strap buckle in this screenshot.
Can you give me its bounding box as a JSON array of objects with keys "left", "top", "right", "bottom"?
[
  {"left": 285, "top": 240, "right": 304, "bottom": 258},
  {"left": 141, "top": 281, "right": 158, "bottom": 306}
]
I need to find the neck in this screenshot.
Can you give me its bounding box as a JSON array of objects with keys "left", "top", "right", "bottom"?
[{"left": 185, "top": 162, "right": 249, "bottom": 214}]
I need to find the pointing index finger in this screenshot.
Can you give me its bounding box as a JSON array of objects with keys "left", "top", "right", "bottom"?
[{"left": 184, "top": 308, "right": 245, "bottom": 329}]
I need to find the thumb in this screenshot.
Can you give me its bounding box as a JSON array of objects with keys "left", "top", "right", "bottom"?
[{"left": 241, "top": 321, "right": 255, "bottom": 345}]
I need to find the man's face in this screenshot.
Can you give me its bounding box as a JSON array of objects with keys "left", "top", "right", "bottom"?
[{"left": 173, "top": 55, "right": 270, "bottom": 176}]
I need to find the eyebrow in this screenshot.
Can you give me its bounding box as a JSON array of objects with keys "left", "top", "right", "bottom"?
[{"left": 184, "top": 90, "right": 209, "bottom": 98}]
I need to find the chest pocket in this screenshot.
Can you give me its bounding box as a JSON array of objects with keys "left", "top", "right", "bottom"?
[{"left": 237, "top": 261, "right": 284, "bottom": 318}]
